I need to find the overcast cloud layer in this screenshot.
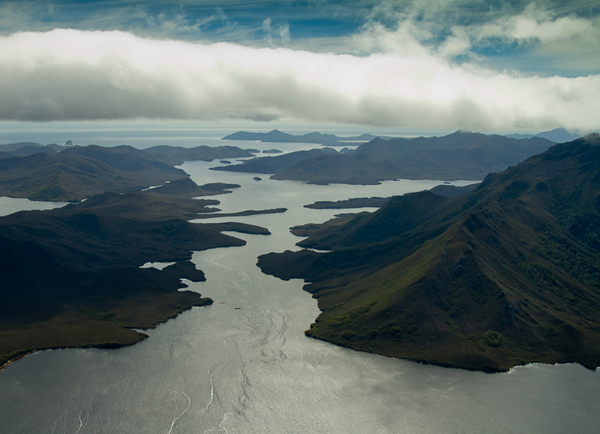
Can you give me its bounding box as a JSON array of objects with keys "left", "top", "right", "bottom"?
[{"left": 0, "top": 1, "right": 599, "bottom": 131}]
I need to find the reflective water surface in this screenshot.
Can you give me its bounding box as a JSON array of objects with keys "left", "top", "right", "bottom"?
[
  {"left": 0, "top": 196, "right": 68, "bottom": 216},
  {"left": 0, "top": 150, "right": 598, "bottom": 433}
]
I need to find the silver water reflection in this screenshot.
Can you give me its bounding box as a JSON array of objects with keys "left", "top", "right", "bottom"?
[
  {"left": 0, "top": 157, "right": 598, "bottom": 433},
  {"left": 0, "top": 196, "right": 68, "bottom": 216}
]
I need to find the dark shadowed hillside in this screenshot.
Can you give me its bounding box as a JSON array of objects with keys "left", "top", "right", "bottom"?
[
  {"left": 258, "top": 134, "right": 600, "bottom": 372},
  {"left": 0, "top": 177, "right": 269, "bottom": 367}
]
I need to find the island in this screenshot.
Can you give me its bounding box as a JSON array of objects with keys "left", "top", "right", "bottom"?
[
  {"left": 222, "top": 129, "right": 386, "bottom": 145},
  {"left": 258, "top": 134, "right": 600, "bottom": 372},
  {"left": 192, "top": 208, "right": 287, "bottom": 219},
  {"left": 304, "top": 197, "right": 390, "bottom": 209},
  {"left": 143, "top": 144, "right": 254, "bottom": 165}
]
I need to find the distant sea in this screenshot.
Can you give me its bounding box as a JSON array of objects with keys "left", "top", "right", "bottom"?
[{"left": 0, "top": 120, "right": 471, "bottom": 148}]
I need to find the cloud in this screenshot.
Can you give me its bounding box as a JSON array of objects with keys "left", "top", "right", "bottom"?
[
  {"left": 473, "top": 4, "right": 599, "bottom": 44},
  {"left": 261, "top": 17, "right": 290, "bottom": 46},
  {"left": 0, "top": 28, "right": 598, "bottom": 131},
  {"left": 348, "top": 3, "right": 600, "bottom": 58}
]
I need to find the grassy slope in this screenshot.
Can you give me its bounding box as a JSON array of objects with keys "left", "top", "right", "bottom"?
[{"left": 258, "top": 134, "right": 600, "bottom": 372}]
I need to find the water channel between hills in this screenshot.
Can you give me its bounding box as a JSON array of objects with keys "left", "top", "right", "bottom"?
[{"left": 0, "top": 148, "right": 599, "bottom": 433}]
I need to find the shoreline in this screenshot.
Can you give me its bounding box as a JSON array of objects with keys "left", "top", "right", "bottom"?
[{"left": 0, "top": 298, "right": 214, "bottom": 371}]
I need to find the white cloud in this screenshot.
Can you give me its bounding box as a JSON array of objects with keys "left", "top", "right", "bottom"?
[
  {"left": 0, "top": 28, "right": 598, "bottom": 131},
  {"left": 474, "top": 4, "right": 598, "bottom": 44},
  {"left": 278, "top": 22, "right": 290, "bottom": 45},
  {"left": 437, "top": 4, "right": 600, "bottom": 63},
  {"left": 348, "top": 3, "right": 600, "bottom": 60},
  {"left": 261, "top": 17, "right": 290, "bottom": 46}
]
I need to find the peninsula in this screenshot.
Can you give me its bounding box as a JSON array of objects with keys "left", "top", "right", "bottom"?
[{"left": 258, "top": 134, "right": 600, "bottom": 372}]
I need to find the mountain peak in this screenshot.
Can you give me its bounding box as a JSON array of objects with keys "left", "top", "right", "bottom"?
[{"left": 582, "top": 132, "right": 600, "bottom": 144}]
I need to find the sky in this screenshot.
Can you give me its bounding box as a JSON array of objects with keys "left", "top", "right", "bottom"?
[{"left": 0, "top": 0, "right": 599, "bottom": 134}]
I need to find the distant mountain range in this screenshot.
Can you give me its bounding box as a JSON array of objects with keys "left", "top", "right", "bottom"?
[
  {"left": 505, "top": 127, "right": 583, "bottom": 143},
  {"left": 258, "top": 134, "right": 600, "bottom": 372},
  {"left": 222, "top": 127, "right": 583, "bottom": 146},
  {"left": 214, "top": 130, "right": 556, "bottom": 183}
]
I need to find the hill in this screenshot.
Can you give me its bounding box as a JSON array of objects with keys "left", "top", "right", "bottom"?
[
  {"left": 216, "top": 131, "right": 554, "bottom": 183},
  {"left": 0, "top": 141, "right": 75, "bottom": 156},
  {"left": 210, "top": 148, "right": 338, "bottom": 175},
  {"left": 4, "top": 145, "right": 58, "bottom": 157},
  {"left": 0, "top": 145, "right": 187, "bottom": 201},
  {"left": 0, "top": 143, "right": 256, "bottom": 201},
  {"left": 429, "top": 183, "right": 479, "bottom": 197},
  {"left": 0, "top": 142, "right": 51, "bottom": 153},
  {"left": 143, "top": 144, "right": 254, "bottom": 165},
  {"left": 148, "top": 177, "right": 240, "bottom": 198},
  {"left": 258, "top": 134, "right": 600, "bottom": 372}
]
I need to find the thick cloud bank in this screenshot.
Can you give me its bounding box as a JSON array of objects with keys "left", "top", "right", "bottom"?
[{"left": 1, "top": 29, "right": 598, "bottom": 130}]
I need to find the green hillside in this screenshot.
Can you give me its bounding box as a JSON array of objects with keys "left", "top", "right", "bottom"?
[{"left": 258, "top": 134, "right": 600, "bottom": 372}]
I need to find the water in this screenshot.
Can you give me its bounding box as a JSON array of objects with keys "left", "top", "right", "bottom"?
[
  {"left": 0, "top": 153, "right": 598, "bottom": 433},
  {"left": 0, "top": 197, "right": 68, "bottom": 216},
  {"left": 0, "top": 120, "right": 455, "bottom": 148}
]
